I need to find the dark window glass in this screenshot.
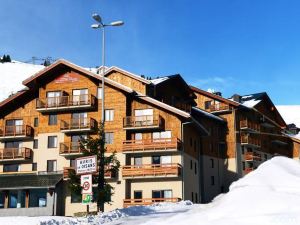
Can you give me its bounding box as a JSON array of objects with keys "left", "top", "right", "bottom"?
[
  {"left": 71, "top": 192, "right": 82, "bottom": 203},
  {"left": 47, "top": 160, "right": 57, "bottom": 172},
  {"left": 48, "top": 136, "right": 57, "bottom": 148},
  {"left": 0, "top": 192, "right": 4, "bottom": 208},
  {"left": 70, "top": 159, "right": 76, "bottom": 168},
  {"left": 32, "top": 163, "right": 37, "bottom": 171},
  {"left": 211, "top": 176, "right": 215, "bottom": 185},
  {"left": 134, "top": 191, "right": 142, "bottom": 199},
  {"left": 48, "top": 114, "right": 57, "bottom": 125},
  {"left": 3, "top": 164, "right": 19, "bottom": 172},
  {"left": 190, "top": 160, "right": 193, "bottom": 170},
  {"left": 195, "top": 193, "right": 198, "bottom": 203},
  {"left": 211, "top": 159, "right": 214, "bottom": 168},
  {"left": 34, "top": 117, "right": 39, "bottom": 127},
  {"left": 33, "top": 139, "right": 38, "bottom": 149},
  {"left": 29, "top": 189, "right": 47, "bottom": 207},
  {"left": 191, "top": 192, "right": 194, "bottom": 202},
  {"left": 205, "top": 101, "right": 212, "bottom": 109},
  {"left": 152, "top": 156, "right": 161, "bottom": 164}
]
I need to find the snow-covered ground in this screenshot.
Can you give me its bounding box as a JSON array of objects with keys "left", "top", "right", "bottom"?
[
  {"left": 1, "top": 156, "right": 300, "bottom": 225},
  {"left": 0, "top": 61, "right": 44, "bottom": 101}
]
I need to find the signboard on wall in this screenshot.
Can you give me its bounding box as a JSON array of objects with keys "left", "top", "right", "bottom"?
[
  {"left": 76, "top": 155, "right": 97, "bottom": 175},
  {"left": 81, "top": 174, "right": 92, "bottom": 194},
  {"left": 54, "top": 73, "right": 79, "bottom": 83},
  {"left": 82, "top": 194, "right": 93, "bottom": 204}
]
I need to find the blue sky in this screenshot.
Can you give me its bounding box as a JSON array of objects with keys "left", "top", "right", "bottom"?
[{"left": 0, "top": 0, "right": 300, "bottom": 104}]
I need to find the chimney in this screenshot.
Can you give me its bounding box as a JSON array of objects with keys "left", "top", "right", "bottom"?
[
  {"left": 231, "top": 94, "right": 241, "bottom": 103},
  {"left": 213, "top": 91, "right": 222, "bottom": 96}
]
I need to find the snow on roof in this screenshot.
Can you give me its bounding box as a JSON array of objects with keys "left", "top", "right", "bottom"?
[
  {"left": 192, "top": 107, "right": 225, "bottom": 122},
  {"left": 242, "top": 99, "right": 261, "bottom": 108},
  {"left": 0, "top": 61, "right": 44, "bottom": 101},
  {"left": 150, "top": 77, "right": 169, "bottom": 85}
]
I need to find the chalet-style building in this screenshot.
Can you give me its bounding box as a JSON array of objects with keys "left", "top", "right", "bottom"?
[{"left": 0, "top": 60, "right": 226, "bottom": 216}]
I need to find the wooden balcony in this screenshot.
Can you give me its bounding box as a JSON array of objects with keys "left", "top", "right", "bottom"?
[
  {"left": 36, "top": 94, "right": 97, "bottom": 112},
  {"left": 207, "top": 103, "right": 231, "bottom": 113},
  {"left": 0, "top": 125, "right": 33, "bottom": 141},
  {"left": 123, "top": 115, "right": 163, "bottom": 130},
  {"left": 244, "top": 152, "right": 261, "bottom": 161},
  {"left": 63, "top": 166, "right": 116, "bottom": 179},
  {"left": 122, "top": 138, "right": 182, "bottom": 153},
  {"left": 60, "top": 118, "right": 97, "bottom": 133},
  {"left": 59, "top": 142, "right": 84, "bottom": 156},
  {"left": 240, "top": 119, "right": 260, "bottom": 132},
  {"left": 123, "top": 198, "right": 181, "bottom": 207},
  {"left": 122, "top": 163, "right": 182, "bottom": 179},
  {"left": 241, "top": 135, "right": 261, "bottom": 148},
  {"left": 0, "top": 148, "right": 32, "bottom": 162}
]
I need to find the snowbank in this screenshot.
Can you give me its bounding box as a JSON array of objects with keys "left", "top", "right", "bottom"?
[
  {"left": 0, "top": 61, "right": 44, "bottom": 101},
  {"left": 1, "top": 157, "right": 300, "bottom": 225}
]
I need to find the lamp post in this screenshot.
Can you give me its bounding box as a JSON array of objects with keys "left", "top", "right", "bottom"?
[
  {"left": 91, "top": 13, "right": 124, "bottom": 212},
  {"left": 91, "top": 13, "right": 124, "bottom": 123}
]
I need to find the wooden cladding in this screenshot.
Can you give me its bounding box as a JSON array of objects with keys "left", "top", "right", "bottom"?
[
  {"left": 122, "top": 163, "right": 182, "bottom": 178},
  {"left": 59, "top": 142, "right": 83, "bottom": 155},
  {"left": 240, "top": 119, "right": 260, "bottom": 132},
  {"left": 60, "top": 118, "right": 97, "bottom": 133},
  {"left": 241, "top": 134, "right": 261, "bottom": 147},
  {"left": 0, "top": 147, "right": 32, "bottom": 161},
  {"left": 63, "top": 166, "right": 116, "bottom": 179},
  {"left": 0, "top": 125, "right": 33, "bottom": 140},
  {"left": 123, "top": 197, "right": 181, "bottom": 207},
  {"left": 36, "top": 94, "right": 96, "bottom": 112},
  {"left": 122, "top": 138, "right": 181, "bottom": 153},
  {"left": 123, "top": 115, "right": 163, "bottom": 130}
]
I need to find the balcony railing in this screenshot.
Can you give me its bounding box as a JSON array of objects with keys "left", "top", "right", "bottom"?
[
  {"left": 240, "top": 119, "right": 260, "bottom": 132},
  {"left": 0, "top": 147, "right": 32, "bottom": 161},
  {"left": 59, "top": 142, "right": 84, "bottom": 155},
  {"left": 63, "top": 166, "right": 115, "bottom": 179},
  {"left": 122, "top": 163, "right": 182, "bottom": 179},
  {"left": 122, "top": 138, "right": 181, "bottom": 153},
  {"left": 36, "top": 94, "right": 96, "bottom": 112},
  {"left": 123, "top": 115, "right": 163, "bottom": 130},
  {"left": 0, "top": 125, "right": 33, "bottom": 140},
  {"left": 207, "top": 103, "right": 231, "bottom": 112},
  {"left": 241, "top": 135, "right": 261, "bottom": 147},
  {"left": 244, "top": 152, "right": 261, "bottom": 161},
  {"left": 60, "top": 118, "right": 97, "bottom": 133},
  {"left": 123, "top": 198, "right": 181, "bottom": 207}
]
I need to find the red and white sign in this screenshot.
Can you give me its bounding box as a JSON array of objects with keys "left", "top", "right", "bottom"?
[
  {"left": 81, "top": 174, "right": 92, "bottom": 194},
  {"left": 76, "top": 155, "right": 97, "bottom": 175},
  {"left": 54, "top": 73, "right": 80, "bottom": 84}
]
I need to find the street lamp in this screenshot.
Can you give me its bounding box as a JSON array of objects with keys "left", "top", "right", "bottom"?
[
  {"left": 91, "top": 13, "right": 124, "bottom": 123},
  {"left": 91, "top": 13, "right": 124, "bottom": 213}
]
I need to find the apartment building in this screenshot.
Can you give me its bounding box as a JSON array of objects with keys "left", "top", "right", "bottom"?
[
  {"left": 191, "top": 86, "right": 297, "bottom": 189},
  {"left": 0, "top": 60, "right": 226, "bottom": 216}
]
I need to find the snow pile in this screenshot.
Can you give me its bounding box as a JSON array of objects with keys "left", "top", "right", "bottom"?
[
  {"left": 0, "top": 61, "right": 44, "bottom": 101},
  {"left": 277, "top": 105, "right": 300, "bottom": 139}
]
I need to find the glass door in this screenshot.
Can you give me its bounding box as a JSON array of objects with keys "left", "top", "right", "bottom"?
[
  {"left": 72, "top": 89, "right": 88, "bottom": 105},
  {"left": 72, "top": 113, "right": 88, "bottom": 128},
  {"left": 47, "top": 91, "right": 61, "bottom": 107}
]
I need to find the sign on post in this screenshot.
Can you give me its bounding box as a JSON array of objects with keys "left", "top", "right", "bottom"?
[
  {"left": 82, "top": 194, "right": 93, "bottom": 204},
  {"left": 81, "top": 174, "right": 92, "bottom": 194},
  {"left": 76, "top": 155, "right": 97, "bottom": 175}
]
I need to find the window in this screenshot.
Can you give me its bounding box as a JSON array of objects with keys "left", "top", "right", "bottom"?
[
  {"left": 46, "top": 91, "right": 62, "bottom": 107},
  {"left": 191, "top": 192, "right": 194, "bottom": 202},
  {"left": 5, "top": 141, "right": 21, "bottom": 149},
  {"left": 70, "top": 159, "right": 76, "bottom": 168},
  {"left": 242, "top": 162, "right": 245, "bottom": 170},
  {"left": 204, "top": 101, "right": 211, "bottom": 109},
  {"left": 5, "top": 119, "right": 23, "bottom": 135},
  {"left": 32, "top": 163, "right": 37, "bottom": 171},
  {"left": 8, "top": 190, "right": 26, "bottom": 208},
  {"left": 0, "top": 192, "right": 5, "bottom": 208},
  {"left": 134, "top": 191, "right": 143, "bottom": 199},
  {"left": 152, "top": 190, "right": 172, "bottom": 199},
  {"left": 134, "top": 157, "right": 142, "bottom": 166},
  {"left": 72, "top": 112, "right": 87, "bottom": 127},
  {"left": 153, "top": 131, "right": 172, "bottom": 141},
  {"left": 134, "top": 109, "right": 154, "bottom": 125},
  {"left": 97, "top": 87, "right": 103, "bottom": 99},
  {"left": 105, "top": 109, "right": 114, "bottom": 121},
  {"left": 34, "top": 117, "right": 39, "bottom": 127},
  {"left": 152, "top": 156, "right": 161, "bottom": 165},
  {"left": 29, "top": 189, "right": 47, "bottom": 207},
  {"left": 48, "top": 136, "right": 57, "bottom": 148},
  {"left": 105, "top": 132, "right": 114, "bottom": 144},
  {"left": 72, "top": 89, "right": 88, "bottom": 104},
  {"left": 211, "top": 176, "right": 215, "bottom": 185},
  {"left": 47, "top": 160, "right": 57, "bottom": 172},
  {"left": 3, "top": 164, "right": 19, "bottom": 172},
  {"left": 210, "top": 159, "right": 214, "bottom": 168},
  {"left": 48, "top": 114, "right": 57, "bottom": 125},
  {"left": 195, "top": 193, "right": 198, "bottom": 203},
  {"left": 190, "top": 160, "right": 193, "bottom": 170},
  {"left": 195, "top": 162, "right": 197, "bottom": 174},
  {"left": 33, "top": 139, "right": 38, "bottom": 149}
]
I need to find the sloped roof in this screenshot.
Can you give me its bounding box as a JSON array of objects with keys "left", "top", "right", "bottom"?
[
  {"left": 191, "top": 107, "right": 226, "bottom": 123},
  {"left": 240, "top": 92, "right": 266, "bottom": 108}
]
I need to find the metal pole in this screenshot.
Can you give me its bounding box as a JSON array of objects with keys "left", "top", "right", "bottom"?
[{"left": 101, "top": 26, "right": 105, "bottom": 122}]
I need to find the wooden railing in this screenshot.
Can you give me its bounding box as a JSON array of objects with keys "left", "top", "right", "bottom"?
[
  {"left": 241, "top": 135, "right": 261, "bottom": 147},
  {"left": 207, "top": 103, "right": 231, "bottom": 112},
  {"left": 123, "top": 198, "right": 181, "bottom": 207},
  {"left": 0, "top": 125, "right": 33, "bottom": 138},
  {"left": 240, "top": 119, "right": 260, "bottom": 132},
  {"left": 122, "top": 138, "right": 181, "bottom": 153},
  {"left": 122, "top": 163, "right": 182, "bottom": 178},
  {"left": 59, "top": 142, "right": 84, "bottom": 155},
  {"left": 123, "top": 115, "right": 162, "bottom": 129},
  {"left": 36, "top": 94, "right": 96, "bottom": 109},
  {"left": 60, "top": 118, "right": 97, "bottom": 131},
  {"left": 0, "top": 147, "right": 32, "bottom": 160},
  {"left": 244, "top": 152, "right": 261, "bottom": 161}
]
